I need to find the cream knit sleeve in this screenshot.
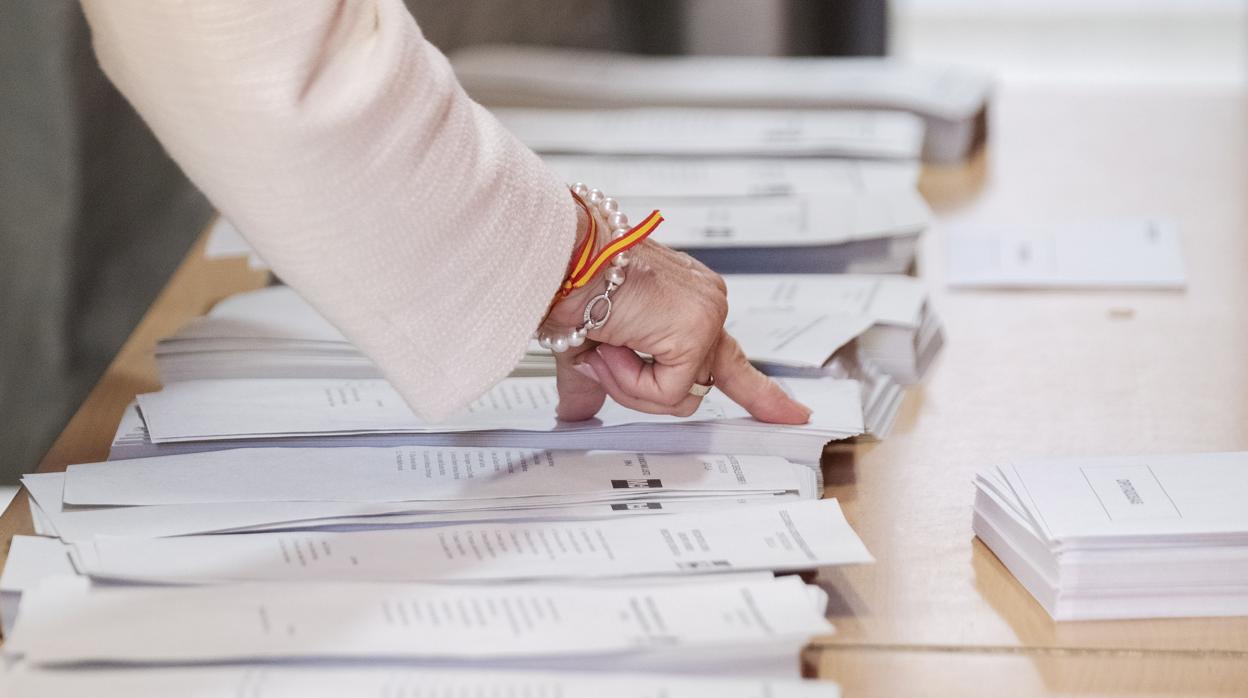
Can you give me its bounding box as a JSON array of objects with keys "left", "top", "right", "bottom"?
[{"left": 80, "top": 0, "right": 577, "bottom": 420}]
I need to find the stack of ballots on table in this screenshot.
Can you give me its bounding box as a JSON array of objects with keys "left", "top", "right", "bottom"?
[
  {"left": 490, "top": 107, "right": 929, "bottom": 274},
  {"left": 451, "top": 45, "right": 993, "bottom": 164},
  {"left": 154, "top": 277, "right": 942, "bottom": 439},
  {"left": 7, "top": 307, "right": 874, "bottom": 688},
  {"left": 974, "top": 451, "right": 1248, "bottom": 621}
]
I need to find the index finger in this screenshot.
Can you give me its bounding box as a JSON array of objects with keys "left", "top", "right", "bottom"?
[{"left": 710, "top": 330, "right": 812, "bottom": 424}]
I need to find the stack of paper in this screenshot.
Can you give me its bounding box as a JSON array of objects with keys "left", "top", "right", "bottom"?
[
  {"left": 974, "top": 451, "right": 1248, "bottom": 621},
  {"left": 540, "top": 155, "right": 929, "bottom": 274},
  {"left": 724, "top": 274, "right": 944, "bottom": 385},
  {"left": 21, "top": 447, "right": 821, "bottom": 540},
  {"left": 944, "top": 219, "right": 1187, "bottom": 290},
  {"left": 1, "top": 666, "right": 841, "bottom": 698},
  {"left": 6, "top": 575, "right": 833, "bottom": 677},
  {"left": 451, "top": 45, "right": 992, "bottom": 163},
  {"left": 488, "top": 107, "right": 928, "bottom": 275},
  {"left": 118, "top": 376, "right": 863, "bottom": 464}
]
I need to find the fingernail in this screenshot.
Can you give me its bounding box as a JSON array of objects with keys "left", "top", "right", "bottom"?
[{"left": 572, "top": 362, "right": 600, "bottom": 384}]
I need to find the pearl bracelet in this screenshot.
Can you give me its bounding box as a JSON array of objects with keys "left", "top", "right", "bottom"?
[{"left": 538, "top": 183, "right": 636, "bottom": 353}]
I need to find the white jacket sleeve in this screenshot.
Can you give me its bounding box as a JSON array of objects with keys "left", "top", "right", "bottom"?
[{"left": 80, "top": 0, "right": 577, "bottom": 420}]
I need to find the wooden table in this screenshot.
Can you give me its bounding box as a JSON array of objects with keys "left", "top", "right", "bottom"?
[{"left": 2, "top": 84, "right": 1246, "bottom": 694}]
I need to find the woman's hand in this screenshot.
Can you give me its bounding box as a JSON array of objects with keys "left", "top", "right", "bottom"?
[{"left": 540, "top": 204, "right": 813, "bottom": 424}]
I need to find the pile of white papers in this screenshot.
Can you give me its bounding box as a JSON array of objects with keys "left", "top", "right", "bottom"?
[
  {"left": 724, "top": 274, "right": 944, "bottom": 385},
  {"left": 0, "top": 666, "right": 841, "bottom": 698},
  {"left": 6, "top": 575, "right": 832, "bottom": 677},
  {"left": 120, "top": 376, "right": 862, "bottom": 465},
  {"left": 974, "top": 451, "right": 1248, "bottom": 621},
  {"left": 541, "top": 156, "right": 929, "bottom": 275},
  {"left": 154, "top": 286, "right": 366, "bottom": 383},
  {"left": 489, "top": 107, "right": 929, "bottom": 275},
  {"left": 451, "top": 45, "right": 992, "bottom": 163},
  {"left": 944, "top": 219, "right": 1186, "bottom": 290}
]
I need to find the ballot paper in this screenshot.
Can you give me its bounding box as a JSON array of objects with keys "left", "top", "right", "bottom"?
[
  {"left": 491, "top": 108, "right": 925, "bottom": 160},
  {"left": 131, "top": 376, "right": 864, "bottom": 464},
  {"left": 973, "top": 451, "right": 1248, "bottom": 620},
  {"left": 542, "top": 156, "right": 920, "bottom": 198},
  {"left": 26, "top": 468, "right": 816, "bottom": 541},
  {"left": 0, "top": 666, "right": 840, "bottom": 698},
  {"left": 634, "top": 190, "right": 929, "bottom": 251},
  {"left": 0, "top": 536, "right": 75, "bottom": 635},
  {"left": 8, "top": 575, "right": 833, "bottom": 674},
  {"left": 451, "top": 45, "right": 992, "bottom": 162},
  {"left": 63, "top": 447, "right": 810, "bottom": 506},
  {"left": 725, "top": 274, "right": 944, "bottom": 384},
  {"left": 944, "top": 220, "right": 1186, "bottom": 290},
  {"left": 68, "top": 499, "right": 871, "bottom": 584}
]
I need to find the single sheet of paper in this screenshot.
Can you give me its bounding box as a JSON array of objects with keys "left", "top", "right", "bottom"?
[
  {"left": 135, "top": 376, "right": 863, "bottom": 444},
  {"left": 943, "top": 220, "right": 1186, "bottom": 289},
  {"left": 491, "top": 107, "right": 924, "bottom": 160},
  {"left": 0, "top": 665, "right": 841, "bottom": 698},
  {"left": 637, "top": 190, "right": 929, "bottom": 250},
  {"left": 63, "top": 448, "right": 806, "bottom": 506},
  {"left": 71, "top": 500, "right": 872, "bottom": 584},
  {"left": 27, "top": 471, "right": 812, "bottom": 541},
  {"left": 9, "top": 575, "right": 832, "bottom": 666},
  {"left": 542, "top": 156, "right": 919, "bottom": 198}
]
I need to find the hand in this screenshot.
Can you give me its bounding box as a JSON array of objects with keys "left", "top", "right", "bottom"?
[{"left": 540, "top": 204, "right": 812, "bottom": 424}]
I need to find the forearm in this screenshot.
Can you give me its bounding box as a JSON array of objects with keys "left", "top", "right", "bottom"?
[{"left": 81, "top": 0, "right": 578, "bottom": 419}]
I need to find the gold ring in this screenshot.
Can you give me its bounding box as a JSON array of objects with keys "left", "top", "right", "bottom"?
[{"left": 688, "top": 376, "right": 715, "bottom": 397}]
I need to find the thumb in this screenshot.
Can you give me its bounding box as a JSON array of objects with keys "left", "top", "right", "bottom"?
[{"left": 553, "top": 341, "right": 608, "bottom": 421}]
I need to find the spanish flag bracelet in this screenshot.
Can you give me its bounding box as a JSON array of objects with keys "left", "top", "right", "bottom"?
[{"left": 537, "top": 183, "right": 664, "bottom": 353}]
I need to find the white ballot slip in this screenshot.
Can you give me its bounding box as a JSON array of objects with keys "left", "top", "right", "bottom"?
[
  {"left": 7, "top": 575, "right": 833, "bottom": 673},
  {"left": 638, "top": 190, "right": 929, "bottom": 250},
  {"left": 973, "top": 451, "right": 1248, "bottom": 620},
  {"left": 491, "top": 108, "right": 924, "bottom": 160},
  {"left": 0, "top": 536, "right": 76, "bottom": 635},
  {"left": 0, "top": 666, "right": 841, "bottom": 698},
  {"left": 451, "top": 45, "right": 992, "bottom": 162},
  {"left": 69, "top": 500, "right": 872, "bottom": 585},
  {"left": 543, "top": 156, "right": 920, "bottom": 198},
  {"left": 26, "top": 470, "right": 815, "bottom": 541},
  {"left": 944, "top": 220, "right": 1186, "bottom": 290},
  {"left": 131, "top": 376, "right": 864, "bottom": 464},
  {"left": 63, "top": 448, "right": 808, "bottom": 506}
]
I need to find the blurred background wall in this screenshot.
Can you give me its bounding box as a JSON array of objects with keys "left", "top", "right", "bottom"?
[{"left": 0, "top": 0, "right": 1242, "bottom": 485}]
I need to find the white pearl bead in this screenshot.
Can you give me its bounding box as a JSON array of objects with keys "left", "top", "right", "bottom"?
[
  {"left": 587, "top": 189, "right": 605, "bottom": 205},
  {"left": 612, "top": 252, "right": 630, "bottom": 267},
  {"left": 612, "top": 229, "right": 628, "bottom": 241},
  {"left": 606, "top": 267, "right": 626, "bottom": 286},
  {"left": 551, "top": 335, "right": 570, "bottom": 353},
  {"left": 569, "top": 327, "right": 587, "bottom": 347},
  {"left": 538, "top": 335, "right": 552, "bottom": 349},
  {"left": 608, "top": 212, "right": 629, "bottom": 230},
  {"left": 600, "top": 198, "right": 619, "bottom": 214},
  {"left": 571, "top": 182, "right": 589, "bottom": 197}
]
